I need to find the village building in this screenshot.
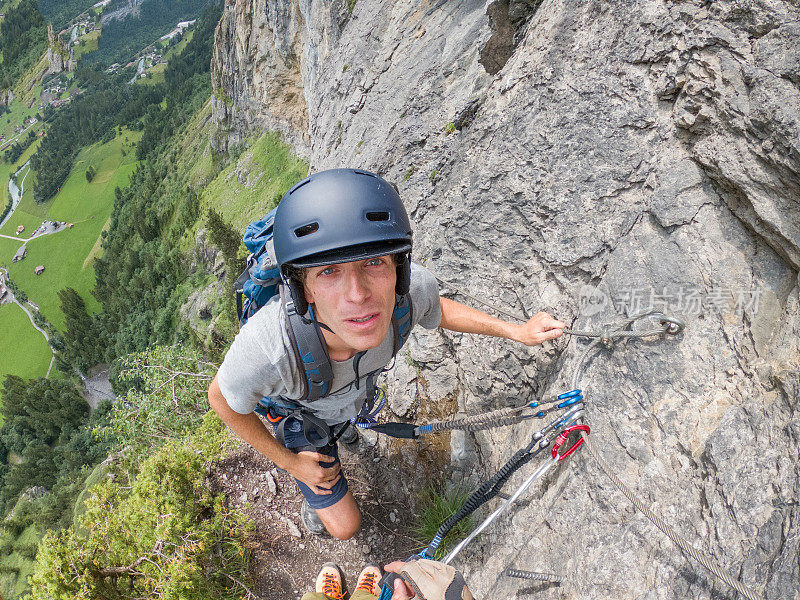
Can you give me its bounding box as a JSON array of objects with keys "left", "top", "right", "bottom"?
[
  {"left": 34, "top": 265, "right": 45, "bottom": 275},
  {"left": 16, "top": 225, "right": 24, "bottom": 234}
]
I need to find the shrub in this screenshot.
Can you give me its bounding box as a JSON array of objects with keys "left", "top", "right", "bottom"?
[{"left": 29, "top": 413, "right": 253, "bottom": 600}]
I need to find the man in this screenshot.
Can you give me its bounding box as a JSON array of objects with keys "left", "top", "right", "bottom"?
[{"left": 208, "top": 168, "right": 565, "bottom": 540}]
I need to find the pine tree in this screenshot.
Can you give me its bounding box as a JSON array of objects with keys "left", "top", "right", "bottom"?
[
  {"left": 206, "top": 208, "right": 241, "bottom": 285},
  {"left": 58, "top": 287, "right": 101, "bottom": 373}
]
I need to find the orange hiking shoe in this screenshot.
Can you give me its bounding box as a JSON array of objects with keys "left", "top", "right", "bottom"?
[
  {"left": 315, "top": 563, "right": 344, "bottom": 599},
  {"left": 355, "top": 564, "right": 382, "bottom": 596}
]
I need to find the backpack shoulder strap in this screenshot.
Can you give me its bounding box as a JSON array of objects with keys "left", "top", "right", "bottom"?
[
  {"left": 280, "top": 285, "right": 333, "bottom": 402},
  {"left": 391, "top": 292, "right": 414, "bottom": 355}
]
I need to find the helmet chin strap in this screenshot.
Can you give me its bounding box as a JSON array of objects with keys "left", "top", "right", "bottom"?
[{"left": 302, "top": 304, "right": 335, "bottom": 334}]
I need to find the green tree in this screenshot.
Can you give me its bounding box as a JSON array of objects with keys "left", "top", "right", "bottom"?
[
  {"left": 0, "top": 0, "right": 47, "bottom": 88},
  {"left": 0, "top": 376, "right": 88, "bottom": 455},
  {"left": 29, "top": 413, "right": 252, "bottom": 600},
  {"left": 58, "top": 287, "right": 102, "bottom": 373},
  {"left": 98, "top": 346, "right": 215, "bottom": 466},
  {"left": 206, "top": 208, "right": 241, "bottom": 284}
]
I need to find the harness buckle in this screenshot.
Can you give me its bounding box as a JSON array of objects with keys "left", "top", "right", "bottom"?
[{"left": 551, "top": 424, "right": 590, "bottom": 461}]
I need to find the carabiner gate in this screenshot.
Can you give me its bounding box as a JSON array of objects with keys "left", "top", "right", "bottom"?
[{"left": 551, "top": 424, "right": 590, "bottom": 461}]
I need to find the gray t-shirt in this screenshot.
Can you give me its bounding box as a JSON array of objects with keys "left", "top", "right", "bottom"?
[{"left": 217, "top": 262, "right": 442, "bottom": 425}]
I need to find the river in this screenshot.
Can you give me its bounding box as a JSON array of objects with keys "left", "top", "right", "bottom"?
[{"left": 0, "top": 160, "right": 30, "bottom": 231}]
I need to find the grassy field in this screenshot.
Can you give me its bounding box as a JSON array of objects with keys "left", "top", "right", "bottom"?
[
  {"left": 0, "top": 130, "right": 141, "bottom": 333},
  {"left": 73, "top": 29, "right": 100, "bottom": 62},
  {"left": 200, "top": 131, "right": 308, "bottom": 232},
  {"left": 137, "top": 61, "right": 166, "bottom": 86},
  {"left": 0, "top": 302, "right": 51, "bottom": 383},
  {"left": 0, "top": 101, "right": 39, "bottom": 142},
  {"left": 135, "top": 30, "right": 195, "bottom": 88},
  {"left": 12, "top": 53, "right": 48, "bottom": 110}
]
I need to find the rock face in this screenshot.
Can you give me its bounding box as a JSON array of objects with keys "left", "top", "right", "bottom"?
[
  {"left": 211, "top": 1, "right": 799, "bottom": 598},
  {"left": 45, "top": 25, "right": 75, "bottom": 76}
]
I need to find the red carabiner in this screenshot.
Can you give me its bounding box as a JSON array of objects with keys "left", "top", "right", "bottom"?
[{"left": 551, "top": 424, "right": 590, "bottom": 461}]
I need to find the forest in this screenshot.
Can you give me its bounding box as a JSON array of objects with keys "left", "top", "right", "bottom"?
[
  {"left": 37, "top": 0, "right": 98, "bottom": 31},
  {"left": 82, "top": 0, "right": 202, "bottom": 67},
  {"left": 0, "top": 0, "right": 48, "bottom": 90},
  {"left": 0, "top": 3, "right": 255, "bottom": 596}
]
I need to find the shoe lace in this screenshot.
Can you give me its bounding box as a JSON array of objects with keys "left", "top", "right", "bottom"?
[
  {"left": 322, "top": 573, "right": 343, "bottom": 599},
  {"left": 357, "top": 572, "right": 377, "bottom": 593}
]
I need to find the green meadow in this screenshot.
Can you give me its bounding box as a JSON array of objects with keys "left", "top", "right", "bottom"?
[
  {"left": 200, "top": 130, "right": 308, "bottom": 232},
  {"left": 0, "top": 302, "right": 51, "bottom": 382},
  {"left": 0, "top": 136, "right": 40, "bottom": 212},
  {"left": 73, "top": 29, "right": 100, "bottom": 62},
  {"left": 135, "top": 29, "right": 195, "bottom": 88},
  {"left": 0, "top": 130, "right": 141, "bottom": 334},
  {"left": 0, "top": 101, "right": 39, "bottom": 144}
]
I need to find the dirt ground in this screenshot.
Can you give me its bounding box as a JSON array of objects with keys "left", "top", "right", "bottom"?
[{"left": 208, "top": 428, "right": 438, "bottom": 600}]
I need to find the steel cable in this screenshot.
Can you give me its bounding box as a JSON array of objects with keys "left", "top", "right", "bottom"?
[{"left": 583, "top": 436, "right": 760, "bottom": 600}]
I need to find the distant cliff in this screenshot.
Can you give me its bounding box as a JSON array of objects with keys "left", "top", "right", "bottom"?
[
  {"left": 45, "top": 25, "right": 75, "bottom": 76},
  {"left": 210, "top": 1, "right": 800, "bottom": 597}
]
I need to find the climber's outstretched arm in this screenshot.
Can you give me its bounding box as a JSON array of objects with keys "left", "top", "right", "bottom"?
[{"left": 438, "top": 297, "right": 565, "bottom": 347}]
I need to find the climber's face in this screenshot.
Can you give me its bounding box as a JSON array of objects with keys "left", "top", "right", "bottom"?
[{"left": 303, "top": 255, "right": 397, "bottom": 360}]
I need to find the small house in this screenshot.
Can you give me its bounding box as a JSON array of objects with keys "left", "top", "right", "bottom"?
[
  {"left": 34, "top": 265, "right": 45, "bottom": 275},
  {"left": 67, "top": 223, "right": 74, "bottom": 228},
  {"left": 16, "top": 225, "right": 24, "bottom": 234}
]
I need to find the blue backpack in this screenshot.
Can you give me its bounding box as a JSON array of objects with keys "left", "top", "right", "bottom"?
[{"left": 234, "top": 207, "right": 414, "bottom": 404}]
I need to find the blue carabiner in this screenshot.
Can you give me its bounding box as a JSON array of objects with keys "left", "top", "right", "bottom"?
[
  {"left": 556, "top": 389, "right": 583, "bottom": 409},
  {"left": 557, "top": 394, "right": 583, "bottom": 409},
  {"left": 529, "top": 389, "right": 582, "bottom": 410}
]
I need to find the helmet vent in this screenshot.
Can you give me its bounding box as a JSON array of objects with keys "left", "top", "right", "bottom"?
[
  {"left": 366, "top": 211, "right": 390, "bottom": 222},
  {"left": 294, "top": 222, "right": 319, "bottom": 237}
]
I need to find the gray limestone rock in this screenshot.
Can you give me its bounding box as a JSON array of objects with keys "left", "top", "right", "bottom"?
[
  {"left": 264, "top": 471, "right": 277, "bottom": 496},
  {"left": 211, "top": 0, "right": 800, "bottom": 597}
]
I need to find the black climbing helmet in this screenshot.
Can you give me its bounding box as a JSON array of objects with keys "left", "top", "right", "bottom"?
[{"left": 273, "top": 168, "right": 413, "bottom": 314}]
